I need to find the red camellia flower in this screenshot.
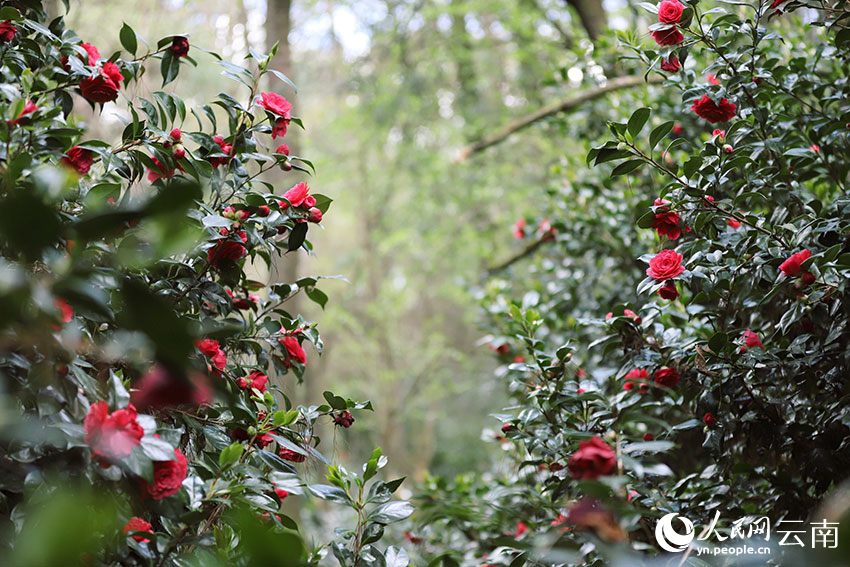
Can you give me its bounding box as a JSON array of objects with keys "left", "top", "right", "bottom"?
[
  {"left": 130, "top": 365, "right": 213, "bottom": 410},
  {"left": 308, "top": 207, "right": 323, "bottom": 223},
  {"left": 258, "top": 92, "right": 293, "bottom": 119},
  {"left": 333, "top": 410, "right": 355, "bottom": 428},
  {"left": 83, "top": 402, "right": 144, "bottom": 461},
  {"left": 6, "top": 100, "right": 38, "bottom": 125},
  {"left": 279, "top": 447, "right": 307, "bottom": 463},
  {"left": 660, "top": 56, "right": 681, "bottom": 72},
  {"left": 123, "top": 517, "right": 153, "bottom": 543},
  {"left": 653, "top": 367, "right": 680, "bottom": 388},
  {"left": 274, "top": 485, "right": 289, "bottom": 500},
  {"left": 623, "top": 309, "right": 642, "bottom": 325},
  {"left": 55, "top": 297, "right": 74, "bottom": 324},
  {"left": 567, "top": 436, "right": 617, "bottom": 480},
  {"left": 741, "top": 329, "right": 763, "bottom": 352},
  {"left": 61, "top": 146, "right": 95, "bottom": 175},
  {"left": 513, "top": 218, "right": 526, "bottom": 239},
  {"left": 147, "top": 157, "right": 175, "bottom": 182},
  {"left": 140, "top": 448, "right": 188, "bottom": 499},
  {"left": 169, "top": 128, "right": 182, "bottom": 142},
  {"left": 237, "top": 370, "right": 268, "bottom": 393},
  {"left": 691, "top": 95, "right": 737, "bottom": 123},
  {"left": 704, "top": 413, "right": 718, "bottom": 428},
  {"left": 707, "top": 73, "right": 720, "bottom": 86},
  {"left": 279, "top": 182, "right": 311, "bottom": 209},
  {"left": 275, "top": 143, "right": 290, "bottom": 156},
  {"left": 81, "top": 42, "right": 100, "bottom": 65},
  {"left": 207, "top": 229, "right": 247, "bottom": 268},
  {"left": 195, "top": 338, "right": 227, "bottom": 371},
  {"left": 272, "top": 117, "right": 289, "bottom": 139},
  {"left": 280, "top": 334, "right": 308, "bottom": 366},
  {"left": 209, "top": 135, "right": 233, "bottom": 168},
  {"left": 658, "top": 281, "right": 679, "bottom": 300},
  {"left": 514, "top": 521, "right": 529, "bottom": 538},
  {"left": 657, "top": 0, "right": 684, "bottom": 23},
  {"left": 779, "top": 249, "right": 811, "bottom": 276},
  {"left": 625, "top": 368, "right": 649, "bottom": 380},
  {"left": 0, "top": 20, "right": 16, "bottom": 42},
  {"left": 727, "top": 218, "right": 741, "bottom": 229},
  {"left": 227, "top": 289, "right": 259, "bottom": 310},
  {"left": 170, "top": 36, "right": 190, "bottom": 57},
  {"left": 652, "top": 27, "right": 684, "bottom": 46},
  {"left": 652, "top": 198, "right": 683, "bottom": 240},
  {"left": 646, "top": 249, "right": 685, "bottom": 281},
  {"left": 643, "top": 433, "right": 655, "bottom": 441},
  {"left": 101, "top": 61, "right": 123, "bottom": 86},
  {"left": 80, "top": 72, "right": 120, "bottom": 104}
]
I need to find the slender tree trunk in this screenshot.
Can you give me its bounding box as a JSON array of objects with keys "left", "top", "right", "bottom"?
[
  {"left": 565, "top": 0, "right": 607, "bottom": 41},
  {"left": 265, "top": 0, "right": 300, "bottom": 310}
]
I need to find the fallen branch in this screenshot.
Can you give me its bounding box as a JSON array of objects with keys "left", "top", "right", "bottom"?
[{"left": 454, "top": 74, "right": 664, "bottom": 162}]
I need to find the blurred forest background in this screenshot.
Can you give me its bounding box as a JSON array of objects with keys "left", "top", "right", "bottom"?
[{"left": 53, "top": 0, "right": 637, "bottom": 496}]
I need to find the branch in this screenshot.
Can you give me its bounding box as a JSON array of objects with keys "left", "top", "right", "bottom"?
[
  {"left": 486, "top": 238, "right": 547, "bottom": 275},
  {"left": 454, "top": 75, "right": 664, "bottom": 162}
]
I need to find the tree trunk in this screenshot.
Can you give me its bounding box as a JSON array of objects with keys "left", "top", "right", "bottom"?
[
  {"left": 565, "top": 0, "right": 606, "bottom": 41},
  {"left": 265, "top": 0, "right": 300, "bottom": 311}
]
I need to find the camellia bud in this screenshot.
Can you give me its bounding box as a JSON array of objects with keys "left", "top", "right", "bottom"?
[
  {"left": 723, "top": 144, "right": 734, "bottom": 154},
  {"left": 246, "top": 426, "right": 257, "bottom": 437},
  {"left": 308, "top": 207, "right": 323, "bottom": 223},
  {"left": 617, "top": 142, "right": 628, "bottom": 151},
  {"left": 281, "top": 160, "right": 292, "bottom": 171},
  {"left": 173, "top": 144, "right": 185, "bottom": 159},
  {"left": 801, "top": 271, "right": 816, "bottom": 286}
]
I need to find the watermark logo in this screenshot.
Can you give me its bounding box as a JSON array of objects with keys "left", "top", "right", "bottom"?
[
  {"left": 654, "top": 512, "right": 839, "bottom": 555},
  {"left": 655, "top": 513, "right": 695, "bottom": 553}
]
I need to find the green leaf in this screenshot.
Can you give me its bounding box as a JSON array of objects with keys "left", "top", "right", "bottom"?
[
  {"left": 306, "top": 287, "right": 328, "bottom": 310},
  {"left": 268, "top": 69, "right": 298, "bottom": 94},
  {"left": 637, "top": 210, "right": 657, "bottom": 229},
  {"left": 650, "top": 121, "right": 675, "bottom": 150},
  {"left": 0, "top": 7, "right": 22, "bottom": 20},
  {"left": 119, "top": 22, "right": 137, "bottom": 55},
  {"left": 627, "top": 107, "right": 651, "bottom": 138},
  {"left": 369, "top": 501, "right": 414, "bottom": 525},
  {"left": 611, "top": 159, "right": 645, "bottom": 176},
  {"left": 307, "top": 484, "right": 350, "bottom": 504},
  {"left": 161, "top": 52, "right": 179, "bottom": 87},
  {"left": 683, "top": 155, "right": 703, "bottom": 178},
  {"left": 141, "top": 436, "right": 176, "bottom": 461},
  {"left": 385, "top": 547, "right": 410, "bottom": 567},
  {"left": 708, "top": 332, "right": 728, "bottom": 352},
  {"left": 287, "top": 222, "right": 308, "bottom": 251},
  {"left": 623, "top": 440, "right": 675, "bottom": 454},
  {"left": 323, "top": 391, "right": 347, "bottom": 410},
  {"left": 219, "top": 442, "right": 244, "bottom": 469},
  {"left": 364, "top": 447, "right": 383, "bottom": 481}
]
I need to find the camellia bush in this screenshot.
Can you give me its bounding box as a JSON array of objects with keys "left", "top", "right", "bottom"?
[
  {"left": 0, "top": 3, "right": 411, "bottom": 567},
  {"left": 409, "top": 0, "right": 850, "bottom": 566}
]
